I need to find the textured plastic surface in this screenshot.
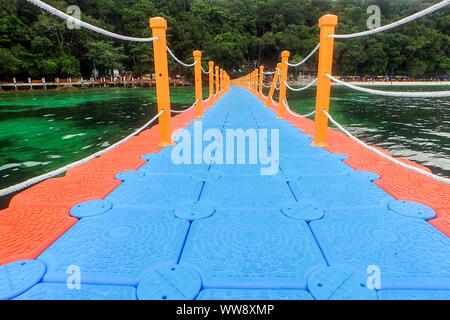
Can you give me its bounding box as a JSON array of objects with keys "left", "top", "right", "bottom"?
[
  {"left": 38, "top": 208, "right": 190, "bottom": 285},
  {"left": 137, "top": 265, "right": 202, "bottom": 300},
  {"left": 388, "top": 200, "right": 436, "bottom": 220},
  {"left": 70, "top": 200, "right": 113, "bottom": 219},
  {"left": 348, "top": 171, "right": 380, "bottom": 182},
  {"left": 10, "top": 175, "right": 121, "bottom": 209},
  {"left": 0, "top": 207, "right": 77, "bottom": 265},
  {"left": 174, "top": 201, "right": 216, "bottom": 220},
  {"left": 200, "top": 176, "right": 296, "bottom": 209},
  {"left": 197, "top": 289, "right": 313, "bottom": 300},
  {"left": 289, "top": 174, "right": 393, "bottom": 210},
  {"left": 115, "top": 171, "right": 145, "bottom": 181},
  {"left": 306, "top": 118, "right": 450, "bottom": 236},
  {"left": 310, "top": 209, "right": 450, "bottom": 289},
  {"left": 15, "top": 283, "right": 136, "bottom": 300},
  {"left": 307, "top": 266, "right": 377, "bottom": 300},
  {"left": 281, "top": 201, "right": 324, "bottom": 221},
  {"left": 0, "top": 260, "right": 46, "bottom": 300},
  {"left": 66, "top": 156, "right": 147, "bottom": 179},
  {"left": 3, "top": 87, "right": 449, "bottom": 300},
  {"left": 106, "top": 175, "right": 204, "bottom": 209},
  {"left": 180, "top": 209, "right": 326, "bottom": 288}
]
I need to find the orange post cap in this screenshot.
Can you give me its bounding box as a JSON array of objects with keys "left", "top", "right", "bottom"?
[
  {"left": 281, "top": 51, "right": 290, "bottom": 58},
  {"left": 149, "top": 17, "right": 167, "bottom": 29},
  {"left": 319, "top": 14, "right": 338, "bottom": 27}
]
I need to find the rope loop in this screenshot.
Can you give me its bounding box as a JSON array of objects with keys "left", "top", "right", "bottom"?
[
  {"left": 171, "top": 99, "right": 199, "bottom": 113},
  {"left": 166, "top": 46, "right": 198, "bottom": 67},
  {"left": 282, "top": 100, "right": 316, "bottom": 118},
  {"left": 201, "top": 66, "right": 211, "bottom": 74},
  {"left": 285, "top": 44, "right": 320, "bottom": 67},
  {"left": 284, "top": 78, "right": 318, "bottom": 92}
]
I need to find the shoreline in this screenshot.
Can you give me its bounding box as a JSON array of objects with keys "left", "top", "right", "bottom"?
[
  {"left": 0, "top": 82, "right": 193, "bottom": 94},
  {"left": 1, "top": 81, "right": 449, "bottom": 94}
]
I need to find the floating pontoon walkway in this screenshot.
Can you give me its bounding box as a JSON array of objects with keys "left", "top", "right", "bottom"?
[{"left": 1, "top": 86, "right": 449, "bottom": 300}]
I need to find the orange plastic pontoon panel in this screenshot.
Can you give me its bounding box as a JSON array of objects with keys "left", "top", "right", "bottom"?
[
  {"left": 9, "top": 174, "right": 121, "bottom": 209},
  {"left": 0, "top": 206, "right": 77, "bottom": 265},
  {"left": 66, "top": 157, "right": 147, "bottom": 178},
  {"left": 375, "top": 173, "right": 450, "bottom": 210}
]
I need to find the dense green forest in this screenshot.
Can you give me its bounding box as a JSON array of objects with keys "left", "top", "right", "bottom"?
[{"left": 0, "top": 0, "right": 448, "bottom": 80}]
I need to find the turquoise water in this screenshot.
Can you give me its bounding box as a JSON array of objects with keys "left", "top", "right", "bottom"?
[
  {"left": 0, "top": 85, "right": 448, "bottom": 196},
  {"left": 0, "top": 87, "right": 207, "bottom": 192}
]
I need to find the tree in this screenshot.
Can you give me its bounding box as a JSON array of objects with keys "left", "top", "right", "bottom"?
[
  {"left": 85, "top": 40, "right": 127, "bottom": 75},
  {"left": 0, "top": 0, "right": 448, "bottom": 80}
]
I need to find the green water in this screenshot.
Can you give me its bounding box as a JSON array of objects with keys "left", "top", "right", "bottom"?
[
  {"left": 0, "top": 85, "right": 448, "bottom": 198},
  {"left": 0, "top": 87, "right": 208, "bottom": 192}
]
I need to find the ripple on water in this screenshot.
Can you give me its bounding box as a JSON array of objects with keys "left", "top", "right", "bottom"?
[{"left": 62, "top": 133, "right": 86, "bottom": 140}]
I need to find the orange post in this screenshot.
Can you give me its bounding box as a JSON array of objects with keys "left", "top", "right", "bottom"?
[
  {"left": 251, "top": 71, "right": 254, "bottom": 92},
  {"left": 223, "top": 71, "right": 226, "bottom": 94},
  {"left": 259, "top": 66, "right": 264, "bottom": 99},
  {"left": 265, "top": 63, "right": 281, "bottom": 108},
  {"left": 215, "top": 66, "right": 220, "bottom": 97},
  {"left": 149, "top": 17, "right": 174, "bottom": 146},
  {"left": 312, "top": 14, "right": 338, "bottom": 147},
  {"left": 277, "top": 51, "right": 290, "bottom": 119},
  {"left": 193, "top": 50, "right": 203, "bottom": 118},
  {"left": 219, "top": 68, "right": 223, "bottom": 96},
  {"left": 209, "top": 61, "right": 214, "bottom": 104},
  {"left": 252, "top": 70, "right": 255, "bottom": 93}
]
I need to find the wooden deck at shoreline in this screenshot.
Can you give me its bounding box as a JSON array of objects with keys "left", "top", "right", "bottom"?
[{"left": 0, "top": 78, "right": 191, "bottom": 91}]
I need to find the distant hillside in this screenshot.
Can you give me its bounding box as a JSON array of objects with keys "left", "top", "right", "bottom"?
[{"left": 0, "top": 0, "right": 448, "bottom": 80}]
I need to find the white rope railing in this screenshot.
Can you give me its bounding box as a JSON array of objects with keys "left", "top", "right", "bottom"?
[
  {"left": 284, "top": 78, "right": 318, "bottom": 92},
  {"left": 0, "top": 110, "right": 165, "bottom": 197},
  {"left": 25, "top": 0, "right": 159, "bottom": 42},
  {"left": 282, "top": 100, "right": 316, "bottom": 118},
  {"left": 262, "top": 82, "right": 272, "bottom": 88},
  {"left": 323, "top": 110, "right": 450, "bottom": 184},
  {"left": 263, "top": 71, "right": 276, "bottom": 75},
  {"left": 201, "top": 66, "right": 211, "bottom": 74},
  {"left": 285, "top": 44, "right": 320, "bottom": 67},
  {"left": 331, "top": 0, "right": 450, "bottom": 39},
  {"left": 326, "top": 74, "right": 450, "bottom": 98},
  {"left": 166, "top": 46, "right": 198, "bottom": 67},
  {"left": 274, "top": 82, "right": 280, "bottom": 91},
  {"left": 171, "top": 99, "right": 199, "bottom": 113}
]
